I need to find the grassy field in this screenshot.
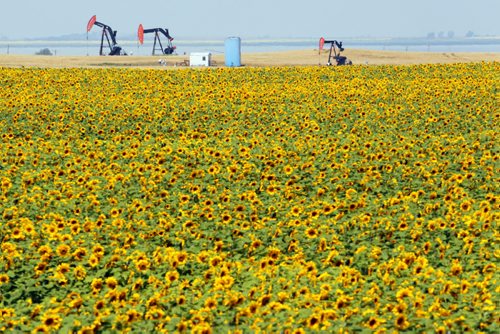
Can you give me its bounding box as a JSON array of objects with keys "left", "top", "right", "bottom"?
[{"left": 0, "top": 48, "right": 499, "bottom": 68}]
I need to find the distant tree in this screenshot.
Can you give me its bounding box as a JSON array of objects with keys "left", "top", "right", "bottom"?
[
  {"left": 466, "top": 31, "right": 475, "bottom": 38},
  {"left": 447, "top": 31, "right": 455, "bottom": 39},
  {"left": 438, "top": 31, "right": 445, "bottom": 39},
  {"left": 35, "top": 48, "right": 53, "bottom": 56},
  {"left": 426, "top": 32, "right": 436, "bottom": 39}
]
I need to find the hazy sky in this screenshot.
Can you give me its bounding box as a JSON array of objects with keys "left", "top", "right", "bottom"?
[{"left": 1, "top": 0, "right": 499, "bottom": 39}]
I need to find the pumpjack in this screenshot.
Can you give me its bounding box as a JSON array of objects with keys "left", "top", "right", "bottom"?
[
  {"left": 138, "top": 25, "right": 176, "bottom": 55},
  {"left": 322, "top": 39, "right": 352, "bottom": 66},
  {"left": 87, "top": 16, "right": 126, "bottom": 56}
]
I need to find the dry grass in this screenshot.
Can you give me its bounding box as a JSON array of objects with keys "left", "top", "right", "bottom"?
[{"left": 0, "top": 49, "right": 498, "bottom": 68}]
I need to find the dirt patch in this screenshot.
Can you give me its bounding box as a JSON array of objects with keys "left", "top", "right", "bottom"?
[{"left": 0, "top": 49, "right": 498, "bottom": 68}]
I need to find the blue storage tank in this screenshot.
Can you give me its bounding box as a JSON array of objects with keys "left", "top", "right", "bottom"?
[{"left": 225, "top": 37, "right": 241, "bottom": 67}]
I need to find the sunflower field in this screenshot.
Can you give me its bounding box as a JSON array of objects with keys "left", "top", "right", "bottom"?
[{"left": 0, "top": 62, "right": 498, "bottom": 333}]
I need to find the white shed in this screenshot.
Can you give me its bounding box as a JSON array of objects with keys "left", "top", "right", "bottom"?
[{"left": 190, "top": 52, "right": 211, "bottom": 67}]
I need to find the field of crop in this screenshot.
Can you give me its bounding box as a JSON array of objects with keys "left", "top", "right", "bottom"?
[{"left": 0, "top": 62, "right": 498, "bottom": 333}]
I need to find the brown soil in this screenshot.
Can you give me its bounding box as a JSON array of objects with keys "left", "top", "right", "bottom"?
[{"left": 0, "top": 49, "right": 498, "bottom": 68}]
